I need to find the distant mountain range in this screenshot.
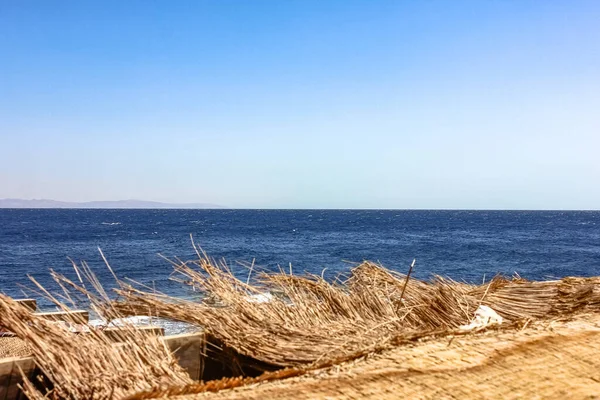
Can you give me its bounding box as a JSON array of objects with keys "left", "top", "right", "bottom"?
[{"left": 0, "top": 198, "right": 224, "bottom": 209}]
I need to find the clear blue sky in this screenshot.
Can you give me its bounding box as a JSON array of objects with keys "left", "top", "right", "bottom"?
[{"left": 1, "top": 1, "right": 599, "bottom": 209}]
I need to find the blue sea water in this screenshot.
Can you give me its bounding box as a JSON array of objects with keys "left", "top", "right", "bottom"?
[{"left": 1, "top": 209, "right": 599, "bottom": 304}]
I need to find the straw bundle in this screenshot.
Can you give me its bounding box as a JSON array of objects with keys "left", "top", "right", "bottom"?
[
  {"left": 116, "top": 259, "right": 410, "bottom": 369},
  {"left": 0, "top": 336, "right": 31, "bottom": 358},
  {"left": 0, "top": 266, "right": 193, "bottom": 400},
  {"left": 115, "top": 252, "right": 600, "bottom": 375},
  {"left": 467, "top": 275, "right": 600, "bottom": 320},
  {"left": 3, "top": 246, "right": 600, "bottom": 400},
  {"left": 114, "top": 256, "right": 478, "bottom": 371}
]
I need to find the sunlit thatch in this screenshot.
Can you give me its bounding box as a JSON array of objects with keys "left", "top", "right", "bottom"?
[
  {"left": 2, "top": 245, "right": 600, "bottom": 399},
  {"left": 0, "top": 260, "right": 193, "bottom": 400}
]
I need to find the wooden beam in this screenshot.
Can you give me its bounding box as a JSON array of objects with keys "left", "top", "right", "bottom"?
[
  {"left": 0, "top": 357, "right": 36, "bottom": 400},
  {"left": 13, "top": 300, "right": 36, "bottom": 312},
  {"left": 34, "top": 310, "right": 89, "bottom": 323},
  {"left": 162, "top": 332, "right": 205, "bottom": 381}
]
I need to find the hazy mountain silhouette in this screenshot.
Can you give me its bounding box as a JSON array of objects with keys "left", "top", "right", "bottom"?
[{"left": 0, "top": 198, "right": 224, "bottom": 209}]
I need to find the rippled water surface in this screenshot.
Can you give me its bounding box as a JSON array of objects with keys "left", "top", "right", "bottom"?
[{"left": 1, "top": 209, "right": 599, "bottom": 302}]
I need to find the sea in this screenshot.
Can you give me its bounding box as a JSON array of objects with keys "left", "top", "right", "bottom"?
[{"left": 1, "top": 209, "right": 600, "bottom": 306}]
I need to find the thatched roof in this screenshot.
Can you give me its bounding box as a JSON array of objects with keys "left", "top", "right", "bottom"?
[
  {"left": 2, "top": 248, "right": 600, "bottom": 399},
  {"left": 115, "top": 254, "right": 600, "bottom": 374},
  {"left": 0, "top": 337, "right": 31, "bottom": 359},
  {"left": 0, "top": 295, "right": 192, "bottom": 400},
  {"left": 132, "top": 313, "right": 600, "bottom": 400}
]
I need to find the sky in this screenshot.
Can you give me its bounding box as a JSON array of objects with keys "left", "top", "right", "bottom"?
[{"left": 1, "top": 1, "right": 599, "bottom": 209}]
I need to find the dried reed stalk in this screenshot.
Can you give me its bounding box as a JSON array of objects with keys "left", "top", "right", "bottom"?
[
  {"left": 4, "top": 246, "right": 600, "bottom": 399},
  {"left": 115, "top": 252, "right": 600, "bottom": 374},
  {"left": 0, "top": 260, "right": 193, "bottom": 400}
]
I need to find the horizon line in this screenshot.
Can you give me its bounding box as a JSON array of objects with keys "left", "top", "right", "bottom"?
[
  {"left": 1, "top": 207, "right": 598, "bottom": 212},
  {"left": 1, "top": 198, "right": 598, "bottom": 211}
]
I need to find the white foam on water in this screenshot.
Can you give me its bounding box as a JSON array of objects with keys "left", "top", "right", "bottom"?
[
  {"left": 246, "top": 292, "right": 274, "bottom": 303},
  {"left": 88, "top": 316, "right": 199, "bottom": 336}
]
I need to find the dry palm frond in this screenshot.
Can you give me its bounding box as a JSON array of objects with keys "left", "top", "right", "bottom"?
[
  {"left": 468, "top": 275, "right": 600, "bottom": 320},
  {"left": 116, "top": 251, "right": 600, "bottom": 375},
  {"left": 5, "top": 244, "right": 600, "bottom": 400},
  {"left": 114, "top": 251, "right": 600, "bottom": 400},
  {"left": 114, "top": 256, "right": 476, "bottom": 371},
  {"left": 0, "top": 260, "right": 193, "bottom": 400}
]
